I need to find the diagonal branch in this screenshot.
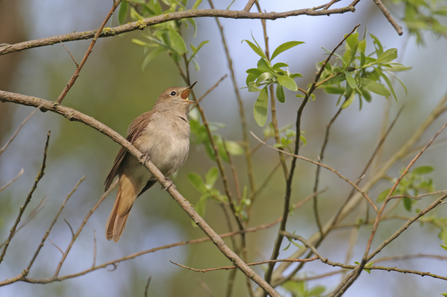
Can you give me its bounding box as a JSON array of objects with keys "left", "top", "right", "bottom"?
[
  {"left": 56, "top": 0, "right": 122, "bottom": 104},
  {"left": 0, "top": 131, "right": 50, "bottom": 265},
  {"left": 0, "top": 90, "right": 280, "bottom": 297}
]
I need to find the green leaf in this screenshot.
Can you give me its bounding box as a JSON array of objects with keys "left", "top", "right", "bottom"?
[
  {"left": 344, "top": 71, "right": 358, "bottom": 90},
  {"left": 307, "top": 285, "right": 326, "bottom": 296},
  {"left": 342, "top": 92, "right": 356, "bottom": 109},
  {"left": 413, "top": 166, "right": 434, "bottom": 175},
  {"left": 377, "top": 188, "right": 392, "bottom": 202},
  {"left": 189, "top": 40, "right": 209, "bottom": 61},
  {"left": 276, "top": 85, "right": 285, "bottom": 103},
  {"left": 246, "top": 68, "right": 264, "bottom": 77},
  {"left": 192, "top": 0, "right": 202, "bottom": 9},
  {"left": 271, "top": 41, "right": 304, "bottom": 60},
  {"left": 253, "top": 87, "right": 269, "bottom": 127},
  {"left": 370, "top": 33, "right": 383, "bottom": 56},
  {"left": 376, "top": 48, "right": 398, "bottom": 64},
  {"left": 188, "top": 173, "right": 207, "bottom": 193},
  {"left": 141, "top": 47, "right": 165, "bottom": 70},
  {"left": 379, "top": 71, "right": 397, "bottom": 102},
  {"left": 440, "top": 245, "right": 447, "bottom": 251},
  {"left": 118, "top": 1, "right": 128, "bottom": 24},
  {"left": 257, "top": 58, "right": 272, "bottom": 73},
  {"left": 403, "top": 196, "right": 412, "bottom": 211},
  {"left": 360, "top": 78, "right": 390, "bottom": 96},
  {"left": 243, "top": 40, "right": 267, "bottom": 60},
  {"left": 224, "top": 140, "right": 244, "bottom": 155},
  {"left": 323, "top": 86, "right": 345, "bottom": 94},
  {"left": 186, "top": 18, "right": 197, "bottom": 36},
  {"left": 167, "top": 29, "right": 186, "bottom": 54},
  {"left": 345, "top": 32, "right": 359, "bottom": 50},
  {"left": 277, "top": 75, "right": 297, "bottom": 91},
  {"left": 273, "top": 62, "right": 288, "bottom": 70},
  {"left": 205, "top": 167, "right": 218, "bottom": 186},
  {"left": 132, "top": 39, "right": 147, "bottom": 46},
  {"left": 130, "top": 7, "right": 144, "bottom": 20},
  {"left": 290, "top": 73, "right": 303, "bottom": 79}
]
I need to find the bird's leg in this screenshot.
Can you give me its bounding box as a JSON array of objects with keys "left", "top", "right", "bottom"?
[
  {"left": 139, "top": 153, "right": 150, "bottom": 165},
  {"left": 163, "top": 177, "right": 175, "bottom": 191}
]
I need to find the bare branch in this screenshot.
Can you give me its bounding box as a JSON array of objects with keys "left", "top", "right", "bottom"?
[
  {"left": 25, "top": 176, "right": 86, "bottom": 275},
  {"left": 0, "top": 131, "right": 50, "bottom": 265},
  {"left": 92, "top": 230, "right": 97, "bottom": 268},
  {"left": 195, "top": 74, "right": 227, "bottom": 104},
  {"left": 0, "top": 7, "right": 356, "bottom": 56},
  {"left": 49, "top": 239, "right": 64, "bottom": 255},
  {"left": 170, "top": 256, "right": 318, "bottom": 273},
  {"left": 0, "top": 168, "right": 24, "bottom": 193},
  {"left": 144, "top": 275, "right": 152, "bottom": 297},
  {"left": 56, "top": 0, "right": 122, "bottom": 104},
  {"left": 0, "top": 104, "right": 42, "bottom": 156},
  {"left": 372, "top": 0, "right": 403, "bottom": 35},
  {"left": 63, "top": 219, "right": 75, "bottom": 238},
  {"left": 59, "top": 41, "right": 79, "bottom": 67}
]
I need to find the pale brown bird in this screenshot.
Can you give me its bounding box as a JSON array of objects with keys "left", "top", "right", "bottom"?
[{"left": 104, "top": 83, "right": 196, "bottom": 242}]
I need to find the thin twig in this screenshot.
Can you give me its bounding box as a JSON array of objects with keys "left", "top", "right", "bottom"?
[
  {"left": 0, "top": 104, "right": 43, "bottom": 156},
  {"left": 372, "top": 0, "right": 403, "bottom": 35},
  {"left": 0, "top": 131, "right": 50, "bottom": 265},
  {"left": 92, "top": 230, "right": 97, "bottom": 268},
  {"left": 54, "top": 178, "right": 118, "bottom": 277},
  {"left": 56, "top": 0, "right": 122, "bottom": 104},
  {"left": 0, "top": 168, "right": 24, "bottom": 193},
  {"left": 15, "top": 196, "right": 48, "bottom": 233},
  {"left": 251, "top": 132, "right": 378, "bottom": 212},
  {"left": 170, "top": 256, "right": 318, "bottom": 273},
  {"left": 262, "top": 24, "right": 361, "bottom": 290},
  {"left": 144, "top": 275, "right": 152, "bottom": 297},
  {"left": 24, "top": 176, "right": 87, "bottom": 275},
  {"left": 208, "top": 0, "right": 256, "bottom": 196},
  {"left": 64, "top": 219, "right": 75, "bottom": 238},
  {"left": 256, "top": 1, "right": 289, "bottom": 181},
  {"left": 59, "top": 41, "right": 79, "bottom": 67},
  {"left": 49, "top": 239, "right": 64, "bottom": 255},
  {"left": 243, "top": 0, "right": 257, "bottom": 12},
  {"left": 195, "top": 74, "right": 227, "bottom": 104}
]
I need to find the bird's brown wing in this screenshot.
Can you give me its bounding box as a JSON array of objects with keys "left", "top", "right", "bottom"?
[{"left": 104, "top": 111, "right": 154, "bottom": 191}]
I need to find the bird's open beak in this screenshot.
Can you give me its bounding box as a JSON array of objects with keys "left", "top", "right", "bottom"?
[{"left": 180, "top": 81, "right": 197, "bottom": 101}]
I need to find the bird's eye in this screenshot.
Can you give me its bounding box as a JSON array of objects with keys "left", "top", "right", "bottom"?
[{"left": 170, "top": 91, "right": 176, "bottom": 96}]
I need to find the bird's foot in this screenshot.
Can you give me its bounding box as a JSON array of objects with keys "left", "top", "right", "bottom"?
[
  {"left": 139, "top": 153, "right": 150, "bottom": 165},
  {"left": 163, "top": 177, "right": 175, "bottom": 191}
]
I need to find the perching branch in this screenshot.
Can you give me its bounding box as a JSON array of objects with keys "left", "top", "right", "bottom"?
[{"left": 0, "top": 90, "right": 280, "bottom": 297}]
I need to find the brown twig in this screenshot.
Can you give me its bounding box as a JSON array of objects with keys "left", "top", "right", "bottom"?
[
  {"left": 56, "top": 0, "right": 122, "bottom": 104},
  {"left": 208, "top": 0, "right": 256, "bottom": 196},
  {"left": 365, "top": 120, "right": 447, "bottom": 259},
  {"left": 0, "top": 131, "right": 50, "bottom": 265},
  {"left": 144, "top": 275, "right": 152, "bottom": 297},
  {"left": 262, "top": 24, "right": 361, "bottom": 290},
  {"left": 49, "top": 239, "right": 64, "bottom": 255},
  {"left": 0, "top": 168, "right": 24, "bottom": 193},
  {"left": 325, "top": 0, "right": 341, "bottom": 10},
  {"left": 195, "top": 74, "right": 227, "bottom": 104},
  {"left": 251, "top": 132, "right": 378, "bottom": 212},
  {"left": 15, "top": 196, "right": 48, "bottom": 234},
  {"left": 59, "top": 41, "right": 79, "bottom": 67},
  {"left": 170, "top": 256, "right": 318, "bottom": 273},
  {"left": 24, "top": 176, "right": 86, "bottom": 276},
  {"left": 92, "top": 230, "right": 97, "bottom": 268},
  {"left": 0, "top": 7, "right": 356, "bottom": 56},
  {"left": 312, "top": 105, "right": 344, "bottom": 236},
  {"left": 372, "top": 0, "right": 403, "bottom": 35},
  {"left": 243, "top": 0, "right": 257, "bottom": 12},
  {"left": 256, "top": 2, "right": 289, "bottom": 181},
  {"left": 54, "top": 178, "right": 118, "bottom": 277},
  {"left": 0, "top": 104, "right": 43, "bottom": 156}
]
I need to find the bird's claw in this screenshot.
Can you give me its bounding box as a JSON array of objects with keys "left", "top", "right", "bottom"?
[
  {"left": 139, "top": 153, "right": 150, "bottom": 165},
  {"left": 163, "top": 177, "right": 175, "bottom": 191}
]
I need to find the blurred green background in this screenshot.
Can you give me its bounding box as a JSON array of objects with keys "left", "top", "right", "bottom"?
[{"left": 1, "top": 0, "right": 447, "bottom": 296}]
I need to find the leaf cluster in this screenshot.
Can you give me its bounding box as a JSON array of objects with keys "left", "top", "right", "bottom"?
[{"left": 319, "top": 32, "right": 410, "bottom": 110}]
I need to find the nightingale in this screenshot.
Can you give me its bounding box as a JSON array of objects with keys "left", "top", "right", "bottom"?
[{"left": 104, "top": 82, "right": 196, "bottom": 242}]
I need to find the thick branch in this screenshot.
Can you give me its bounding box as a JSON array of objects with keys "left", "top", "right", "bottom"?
[{"left": 0, "top": 7, "right": 356, "bottom": 56}]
